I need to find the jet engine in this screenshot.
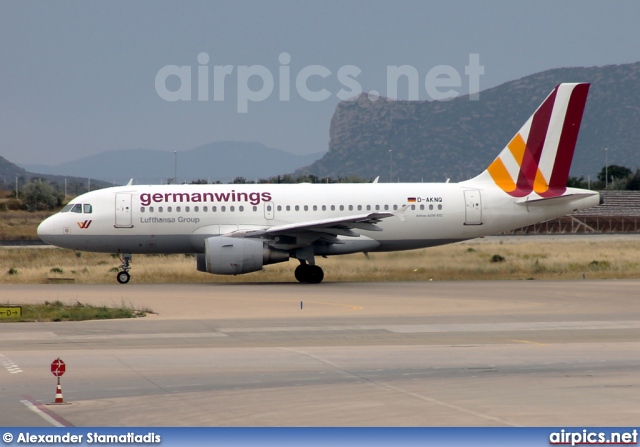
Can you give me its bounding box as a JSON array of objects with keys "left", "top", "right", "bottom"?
[{"left": 195, "top": 236, "right": 289, "bottom": 275}]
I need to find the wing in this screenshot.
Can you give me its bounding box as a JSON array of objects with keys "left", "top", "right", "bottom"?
[{"left": 222, "top": 207, "right": 408, "bottom": 243}]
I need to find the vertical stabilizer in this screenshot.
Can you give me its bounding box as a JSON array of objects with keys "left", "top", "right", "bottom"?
[{"left": 468, "top": 83, "right": 590, "bottom": 198}]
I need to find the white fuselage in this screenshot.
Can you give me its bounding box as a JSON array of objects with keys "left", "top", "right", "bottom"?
[{"left": 37, "top": 182, "right": 601, "bottom": 255}]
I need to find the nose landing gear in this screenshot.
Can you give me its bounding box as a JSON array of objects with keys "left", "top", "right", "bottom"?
[{"left": 116, "top": 253, "right": 132, "bottom": 284}]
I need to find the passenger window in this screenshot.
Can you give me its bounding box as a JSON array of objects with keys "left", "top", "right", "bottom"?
[
  {"left": 438, "top": 204, "right": 443, "bottom": 210},
  {"left": 322, "top": 205, "right": 326, "bottom": 211},
  {"left": 313, "top": 205, "right": 317, "bottom": 211},
  {"left": 83, "top": 204, "right": 92, "bottom": 214},
  {"left": 71, "top": 204, "right": 82, "bottom": 213},
  {"left": 366, "top": 205, "right": 371, "bottom": 211},
  {"left": 295, "top": 205, "right": 299, "bottom": 211},
  {"left": 420, "top": 204, "right": 425, "bottom": 210},
  {"left": 159, "top": 207, "right": 163, "bottom": 212},
  {"left": 212, "top": 206, "right": 217, "bottom": 212},
  {"left": 331, "top": 205, "right": 335, "bottom": 211},
  {"left": 277, "top": 205, "right": 282, "bottom": 211},
  {"left": 393, "top": 205, "right": 398, "bottom": 210},
  {"left": 357, "top": 205, "right": 362, "bottom": 211},
  {"left": 221, "top": 206, "right": 226, "bottom": 212},
  {"left": 304, "top": 205, "right": 308, "bottom": 211},
  {"left": 253, "top": 206, "right": 257, "bottom": 212},
  {"left": 384, "top": 205, "right": 389, "bottom": 211},
  {"left": 340, "top": 205, "right": 344, "bottom": 211},
  {"left": 230, "top": 206, "right": 235, "bottom": 212},
  {"left": 150, "top": 206, "right": 154, "bottom": 212},
  {"left": 203, "top": 206, "right": 208, "bottom": 212},
  {"left": 286, "top": 205, "right": 290, "bottom": 211},
  {"left": 185, "top": 206, "right": 190, "bottom": 212},
  {"left": 177, "top": 206, "right": 181, "bottom": 212},
  {"left": 194, "top": 206, "right": 199, "bottom": 212},
  {"left": 140, "top": 207, "right": 146, "bottom": 213},
  {"left": 168, "top": 206, "right": 172, "bottom": 212},
  {"left": 411, "top": 205, "right": 415, "bottom": 210},
  {"left": 239, "top": 206, "right": 244, "bottom": 212},
  {"left": 429, "top": 205, "right": 433, "bottom": 210},
  {"left": 348, "top": 205, "right": 353, "bottom": 211}
]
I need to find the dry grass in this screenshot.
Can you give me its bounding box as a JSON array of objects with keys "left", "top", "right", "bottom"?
[
  {"left": 0, "top": 210, "right": 52, "bottom": 240},
  {"left": 2, "top": 236, "right": 640, "bottom": 284}
]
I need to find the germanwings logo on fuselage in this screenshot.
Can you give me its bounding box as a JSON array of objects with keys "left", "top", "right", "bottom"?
[
  {"left": 486, "top": 83, "right": 589, "bottom": 198},
  {"left": 139, "top": 190, "right": 272, "bottom": 207},
  {"left": 77, "top": 220, "right": 92, "bottom": 229}
]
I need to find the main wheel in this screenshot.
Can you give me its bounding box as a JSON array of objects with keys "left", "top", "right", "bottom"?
[
  {"left": 116, "top": 271, "right": 130, "bottom": 284},
  {"left": 306, "top": 265, "right": 324, "bottom": 284},
  {"left": 294, "top": 264, "right": 309, "bottom": 283},
  {"left": 294, "top": 264, "right": 324, "bottom": 284}
]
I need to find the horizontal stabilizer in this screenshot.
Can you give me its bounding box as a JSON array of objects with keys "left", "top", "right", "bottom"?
[{"left": 516, "top": 192, "right": 599, "bottom": 206}]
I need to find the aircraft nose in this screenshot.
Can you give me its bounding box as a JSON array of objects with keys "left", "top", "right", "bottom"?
[{"left": 37, "top": 216, "right": 57, "bottom": 244}]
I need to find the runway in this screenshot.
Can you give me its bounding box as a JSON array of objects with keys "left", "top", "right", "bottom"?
[{"left": 1, "top": 280, "right": 640, "bottom": 426}]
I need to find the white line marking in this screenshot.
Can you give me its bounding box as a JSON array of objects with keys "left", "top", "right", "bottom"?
[
  {"left": 21, "top": 400, "right": 64, "bottom": 427},
  {"left": 0, "top": 353, "right": 22, "bottom": 374}
]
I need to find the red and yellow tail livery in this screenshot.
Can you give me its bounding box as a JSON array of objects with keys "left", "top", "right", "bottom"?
[{"left": 476, "top": 83, "right": 589, "bottom": 198}]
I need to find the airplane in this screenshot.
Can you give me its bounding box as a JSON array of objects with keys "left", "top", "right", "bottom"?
[{"left": 37, "top": 83, "right": 601, "bottom": 284}]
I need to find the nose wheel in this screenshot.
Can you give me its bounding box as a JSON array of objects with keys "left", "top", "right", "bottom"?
[
  {"left": 117, "top": 270, "right": 130, "bottom": 284},
  {"left": 116, "top": 253, "right": 132, "bottom": 284}
]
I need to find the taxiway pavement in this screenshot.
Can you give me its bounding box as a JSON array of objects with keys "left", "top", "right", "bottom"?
[{"left": 1, "top": 280, "right": 639, "bottom": 426}]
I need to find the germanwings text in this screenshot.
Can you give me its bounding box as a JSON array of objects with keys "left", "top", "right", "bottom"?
[{"left": 140, "top": 191, "right": 272, "bottom": 207}]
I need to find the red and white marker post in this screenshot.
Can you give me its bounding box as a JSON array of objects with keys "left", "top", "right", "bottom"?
[{"left": 50, "top": 358, "right": 66, "bottom": 404}]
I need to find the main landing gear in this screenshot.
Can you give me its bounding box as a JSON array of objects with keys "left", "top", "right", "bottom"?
[
  {"left": 294, "top": 261, "right": 324, "bottom": 284},
  {"left": 116, "top": 253, "right": 132, "bottom": 284}
]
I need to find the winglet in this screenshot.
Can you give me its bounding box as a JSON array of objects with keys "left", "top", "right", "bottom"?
[{"left": 393, "top": 204, "right": 410, "bottom": 222}]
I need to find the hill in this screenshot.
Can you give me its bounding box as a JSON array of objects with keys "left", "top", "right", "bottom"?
[
  {"left": 0, "top": 156, "right": 109, "bottom": 194},
  {"left": 21, "top": 142, "right": 323, "bottom": 185},
  {"left": 297, "top": 62, "right": 640, "bottom": 182}
]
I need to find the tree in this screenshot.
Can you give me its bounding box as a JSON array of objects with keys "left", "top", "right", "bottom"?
[
  {"left": 597, "top": 165, "right": 632, "bottom": 183},
  {"left": 22, "top": 181, "right": 64, "bottom": 211},
  {"left": 567, "top": 176, "right": 587, "bottom": 188},
  {"left": 626, "top": 169, "right": 640, "bottom": 191}
]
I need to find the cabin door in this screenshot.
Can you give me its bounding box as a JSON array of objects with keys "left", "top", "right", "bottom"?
[
  {"left": 115, "top": 193, "right": 133, "bottom": 228},
  {"left": 463, "top": 190, "right": 482, "bottom": 225}
]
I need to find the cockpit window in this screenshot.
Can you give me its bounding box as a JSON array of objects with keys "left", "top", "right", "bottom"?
[
  {"left": 83, "top": 204, "right": 92, "bottom": 214},
  {"left": 60, "top": 204, "right": 73, "bottom": 213},
  {"left": 70, "top": 204, "right": 83, "bottom": 213}
]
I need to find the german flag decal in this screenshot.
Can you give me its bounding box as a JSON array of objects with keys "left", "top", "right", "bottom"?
[{"left": 407, "top": 198, "right": 417, "bottom": 203}]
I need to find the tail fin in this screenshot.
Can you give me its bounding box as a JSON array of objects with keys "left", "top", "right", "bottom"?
[{"left": 469, "top": 83, "right": 590, "bottom": 198}]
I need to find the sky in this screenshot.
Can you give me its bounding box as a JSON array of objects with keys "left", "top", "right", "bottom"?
[{"left": 2, "top": 0, "right": 640, "bottom": 166}]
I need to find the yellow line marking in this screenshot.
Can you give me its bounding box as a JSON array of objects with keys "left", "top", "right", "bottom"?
[{"left": 512, "top": 339, "right": 548, "bottom": 346}]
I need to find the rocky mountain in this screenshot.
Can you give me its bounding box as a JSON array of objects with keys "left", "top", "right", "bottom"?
[
  {"left": 21, "top": 142, "right": 323, "bottom": 185},
  {"left": 298, "top": 62, "right": 640, "bottom": 182}
]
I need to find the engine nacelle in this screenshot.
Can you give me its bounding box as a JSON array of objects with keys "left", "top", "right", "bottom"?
[{"left": 196, "top": 236, "right": 289, "bottom": 275}]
